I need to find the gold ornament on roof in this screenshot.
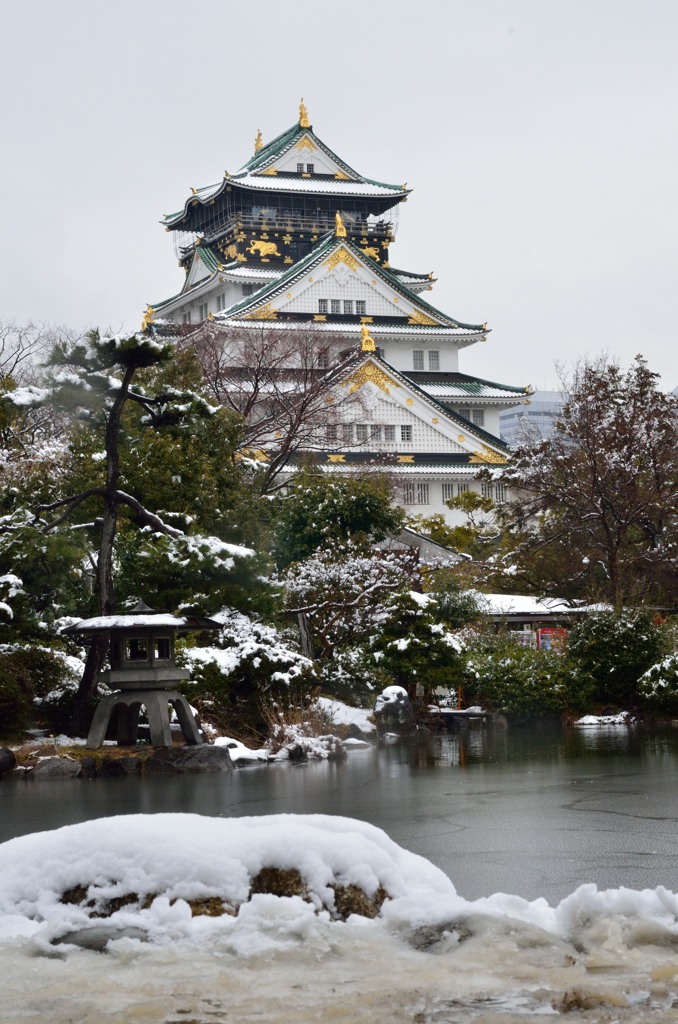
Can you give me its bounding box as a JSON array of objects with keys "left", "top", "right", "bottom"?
[
  {"left": 299, "top": 98, "right": 310, "bottom": 128},
  {"left": 407, "top": 310, "right": 438, "bottom": 326},
  {"left": 140, "top": 305, "right": 154, "bottom": 332},
  {"left": 244, "top": 303, "right": 278, "bottom": 320},
  {"left": 324, "top": 246, "right": 358, "bottom": 273},
  {"left": 344, "top": 362, "right": 399, "bottom": 397},
  {"left": 254, "top": 129, "right": 263, "bottom": 152},
  {"left": 360, "top": 325, "right": 376, "bottom": 352},
  {"left": 335, "top": 212, "right": 347, "bottom": 238},
  {"left": 470, "top": 445, "right": 508, "bottom": 465}
]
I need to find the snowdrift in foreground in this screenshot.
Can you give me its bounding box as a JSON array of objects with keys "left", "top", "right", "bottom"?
[{"left": 1, "top": 813, "right": 678, "bottom": 961}]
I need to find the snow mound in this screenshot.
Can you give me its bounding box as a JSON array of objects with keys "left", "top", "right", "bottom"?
[{"left": 0, "top": 813, "right": 452, "bottom": 950}]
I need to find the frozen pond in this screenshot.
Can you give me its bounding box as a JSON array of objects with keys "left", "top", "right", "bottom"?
[{"left": 3, "top": 720, "right": 678, "bottom": 903}]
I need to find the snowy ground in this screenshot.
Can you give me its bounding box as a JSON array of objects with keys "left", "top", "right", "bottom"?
[{"left": 1, "top": 813, "right": 678, "bottom": 1022}]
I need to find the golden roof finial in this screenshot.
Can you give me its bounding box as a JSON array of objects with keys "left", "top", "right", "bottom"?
[
  {"left": 141, "top": 305, "right": 155, "bottom": 332},
  {"left": 335, "top": 211, "right": 347, "bottom": 238},
  {"left": 360, "top": 324, "right": 376, "bottom": 352},
  {"left": 299, "top": 98, "right": 310, "bottom": 128},
  {"left": 254, "top": 129, "right": 263, "bottom": 153}
]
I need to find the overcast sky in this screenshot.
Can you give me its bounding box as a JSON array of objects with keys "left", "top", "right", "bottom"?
[{"left": 1, "top": 0, "right": 676, "bottom": 391}]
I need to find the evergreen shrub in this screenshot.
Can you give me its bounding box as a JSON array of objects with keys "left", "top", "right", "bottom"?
[
  {"left": 638, "top": 654, "right": 678, "bottom": 713},
  {"left": 0, "top": 646, "right": 75, "bottom": 737},
  {"left": 567, "top": 611, "right": 663, "bottom": 707},
  {"left": 463, "top": 633, "right": 591, "bottom": 717}
]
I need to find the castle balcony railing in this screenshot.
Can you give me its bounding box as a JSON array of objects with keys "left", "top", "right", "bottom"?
[{"left": 173, "top": 212, "right": 394, "bottom": 259}]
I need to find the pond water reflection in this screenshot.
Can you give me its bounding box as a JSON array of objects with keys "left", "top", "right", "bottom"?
[{"left": 2, "top": 720, "right": 677, "bottom": 903}]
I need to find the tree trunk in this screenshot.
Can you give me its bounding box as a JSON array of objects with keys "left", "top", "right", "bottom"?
[{"left": 68, "top": 366, "right": 135, "bottom": 735}]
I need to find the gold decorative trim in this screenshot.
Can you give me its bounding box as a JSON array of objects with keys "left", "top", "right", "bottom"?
[
  {"left": 334, "top": 170, "right": 350, "bottom": 180},
  {"left": 297, "top": 136, "right": 315, "bottom": 151},
  {"left": 344, "top": 362, "right": 399, "bottom": 397},
  {"left": 359, "top": 316, "right": 373, "bottom": 324},
  {"left": 406, "top": 398, "right": 414, "bottom": 406},
  {"left": 299, "top": 99, "right": 310, "bottom": 128},
  {"left": 328, "top": 454, "right": 346, "bottom": 463},
  {"left": 397, "top": 455, "right": 415, "bottom": 464},
  {"left": 432, "top": 417, "right": 439, "bottom": 424},
  {"left": 407, "top": 310, "right": 438, "bottom": 326},
  {"left": 260, "top": 167, "right": 278, "bottom": 176},
  {"left": 470, "top": 445, "right": 508, "bottom": 465},
  {"left": 335, "top": 212, "right": 347, "bottom": 238},
  {"left": 360, "top": 245, "right": 380, "bottom": 262},
  {"left": 457, "top": 434, "right": 465, "bottom": 443},
  {"left": 254, "top": 129, "right": 263, "bottom": 152},
  {"left": 323, "top": 246, "right": 359, "bottom": 273},
  {"left": 244, "top": 303, "right": 277, "bottom": 321},
  {"left": 313, "top": 314, "right": 327, "bottom": 321}
]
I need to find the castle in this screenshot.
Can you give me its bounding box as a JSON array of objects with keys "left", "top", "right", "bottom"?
[{"left": 149, "top": 102, "right": 530, "bottom": 521}]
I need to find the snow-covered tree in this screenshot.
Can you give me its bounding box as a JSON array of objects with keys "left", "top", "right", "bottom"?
[
  {"left": 1, "top": 329, "right": 254, "bottom": 731},
  {"left": 500, "top": 357, "right": 678, "bottom": 610},
  {"left": 273, "top": 469, "right": 404, "bottom": 569},
  {"left": 283, "top": 539, "right": 419, "bottom": 660}
]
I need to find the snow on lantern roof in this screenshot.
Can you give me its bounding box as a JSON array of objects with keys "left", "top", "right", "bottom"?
[{"left": 62, "top": 602, "right": 221, "bottom": 634}]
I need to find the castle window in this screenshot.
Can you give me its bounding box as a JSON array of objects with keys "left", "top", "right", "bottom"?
[
  {"left": 441, "top": 483, "right": 455, "bottom": 503},
  {"left": 317, "top": 347, "right": 329, "bottom": 369},
  {"left": 413, "top": 350, "right": 424, "bottom": 370},
  {"left": 495, "top": 483, "right": 507, "bottom": 504},
  {"left": 343, "top": 300, "right": 353, "bottom": 314},
  {"left": 472, "top": 409, "right": 485, "bottom": 427},
  {"left": 481, "top": 480, "right": 494, "bottom": 499},
  {"left": 370, "top": 425, "right": 382, "bottom": 442},
  {"left": 384, "top": 425, "right": 396, "bottom": 441},
  {"left": 401, "top": 425, "right": 412, "bottom": 442},
  {"left": 216, "top": 293, "right": 226, "bottom": 312},
  {"left": 318, "top": 299, "right": 328, "bottom": 314},
  {"left": 458, "top": 407, "right": 471, "bottom": 421},
  {"left": 330, "top": 299, "right": 341, "bottom": 314},
  {"left": 356, "top": 424, "right": 369, "bottom": 442},
  {"left": 403, "top": 483, "right": 429, "bottom": 505},
  {"left": 297, "top": 163, "right": 304, "bottom": 174},
  {"left": 457, "top": 482, "right": 469, "bottom": 496},
  {"left": 326, "top": 424, "right": 338, "bottom": 442},
  {"left": 242, "top": 284, "right": 254, "bottom": 296},
  {"left": 342, "top": 423, "right": 353, "bottom": 443},
  {"left": 182, "top": 312, "right": 192, "bottom": 325},
  {"left": 306, "top": 164, "right": 314, "bottom": 174},
  {"left": 199, "top": 302, "right": 208, "bottom": 321},
  {"left": 355, "top": 300, "right": 366, "bottom": 315},
  {"left": 428, "top": 350, "right": 440, "bottom": 371}
]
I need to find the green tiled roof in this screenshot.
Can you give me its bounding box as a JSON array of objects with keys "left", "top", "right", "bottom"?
[
  {"left": 218, "top": 233, "right": 485, "bottom": 332},
  {"left": 402, "top": 371, "right": 527, "bottom": 395},
  {"left": 162, "top": 122, "right": 408, "bottom": 228}
]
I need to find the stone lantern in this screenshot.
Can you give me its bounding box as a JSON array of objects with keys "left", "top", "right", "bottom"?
[{"left": 63, "top": 601, "right": 221, "bottom": 749}]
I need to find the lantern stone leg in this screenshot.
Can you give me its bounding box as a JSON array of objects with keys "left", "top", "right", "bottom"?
[{"left": 85, "top": 690, "right": 202, "bottom": 749}]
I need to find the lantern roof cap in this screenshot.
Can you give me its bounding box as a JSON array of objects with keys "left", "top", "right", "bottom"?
[{"left": 62, "top": 601, "right": 221, "bottom": 634}]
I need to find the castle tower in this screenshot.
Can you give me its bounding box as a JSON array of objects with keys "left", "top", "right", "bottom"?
[{"left": 150, "top": 104, "right": 531, "bottom": 523}]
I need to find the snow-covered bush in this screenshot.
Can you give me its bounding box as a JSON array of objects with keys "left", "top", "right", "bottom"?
[
  {"left": 318, "top": 645, "right": 388, "bottom": 706},
  {"left": 464, "top": 633, "right": 589, "bottom": 718},
  {"left": 638, "top": 654, "right": 678, "bottom": 713},
  {"left": 567, "top": 610, "right": 663, "bottom": 707},
  {"left": 282, "top": 540, "right": 418, "bottom": 660},
  {"left": 178, "top": 609, "right": 316, "bottom": 736},
  {"left": 0, "top": 644, "right": 83, "bottom": 737}
]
